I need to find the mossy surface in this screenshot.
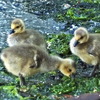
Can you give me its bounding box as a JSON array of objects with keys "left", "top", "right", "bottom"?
[
  {"left": 55, "top": 0, "right": 100, "bottom": 33},
  {"left": 45, "top": 33, "right": 73, "bottom": 57},
  {"left": 0, "top": 33, "right": 100, "bottom": 100},
  {"left": 23, "top": 0, "right": 100, "bottom": 33},
  {"left": 0, "top": 0, "right": 100, "bottom": 99}
]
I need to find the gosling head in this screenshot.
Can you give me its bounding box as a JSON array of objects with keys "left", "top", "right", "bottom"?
[
  {"left": 58, "top": 58, "right": 76, "bottom": 77},
  {"left": 73, "top": 27, "right": 89, "bottom": 47},
  {"left": 10, "top": 18, "right": 25, "bottom": 34}
]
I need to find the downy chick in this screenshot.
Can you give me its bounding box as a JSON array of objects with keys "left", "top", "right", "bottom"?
[
  {"left": 7, "top": 18, "right": 46, "bottom": 50},
  {"left": 70, "top": 27, "right": 100, "bottom": 76},
  {"left": 1, "top": 44, "right": 76, "bottom": 86}
]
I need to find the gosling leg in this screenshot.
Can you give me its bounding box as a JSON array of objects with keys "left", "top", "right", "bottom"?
[
  {"left": 89, "top": 65, "right": 99, "bottom": 77},
  {"left": 19, "top": 73, "right": 26, "bottom": 86}
]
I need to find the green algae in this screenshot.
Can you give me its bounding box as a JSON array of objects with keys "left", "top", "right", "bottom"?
[
  {"left": 45, "top": 33, "right": 73, "bottom": 57},
  {"left": 0, "top": 33, "right": 100, "bottom": 100},
  {"left": 0, "top": 0, "right": 100, "bottom": 99}
]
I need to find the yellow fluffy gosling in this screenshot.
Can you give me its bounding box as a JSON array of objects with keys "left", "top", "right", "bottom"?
[
  {"left": 7, "top": 18, "right": 46, "bottom": 50},
  {"left": 70, "top": 27, "right": 100, "bottom": 76},
  {"left": 1, "top": 44, "right": 76, "bottom": 86}
]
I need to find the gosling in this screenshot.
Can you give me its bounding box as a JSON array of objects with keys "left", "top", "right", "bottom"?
[
  {"left": 7, "top": 18, "right": 46, "bottom": 50},
  {"left": 1, "top": 44, "right": 76, "bottom": 86},
  {"left": 70, "top": 27, "right": 100, "bottom": 76}
]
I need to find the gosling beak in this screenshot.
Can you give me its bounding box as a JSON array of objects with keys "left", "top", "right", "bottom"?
[
  {"left": 73, "top": 40, "right": 80, "bottom": 47},
  {"left": 10, "top": 29, "right": 15, "bottom": 34}
]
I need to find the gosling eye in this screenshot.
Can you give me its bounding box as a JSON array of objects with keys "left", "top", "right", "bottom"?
[
  {"left": 80, "top": 36, "right": 84, "bottom": 39},
  {"left": 16, "top": 26, "right": 20, "bottom": 29},
  {"left": 68, "top": 69, "right": 72, "bottom": 72}
]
